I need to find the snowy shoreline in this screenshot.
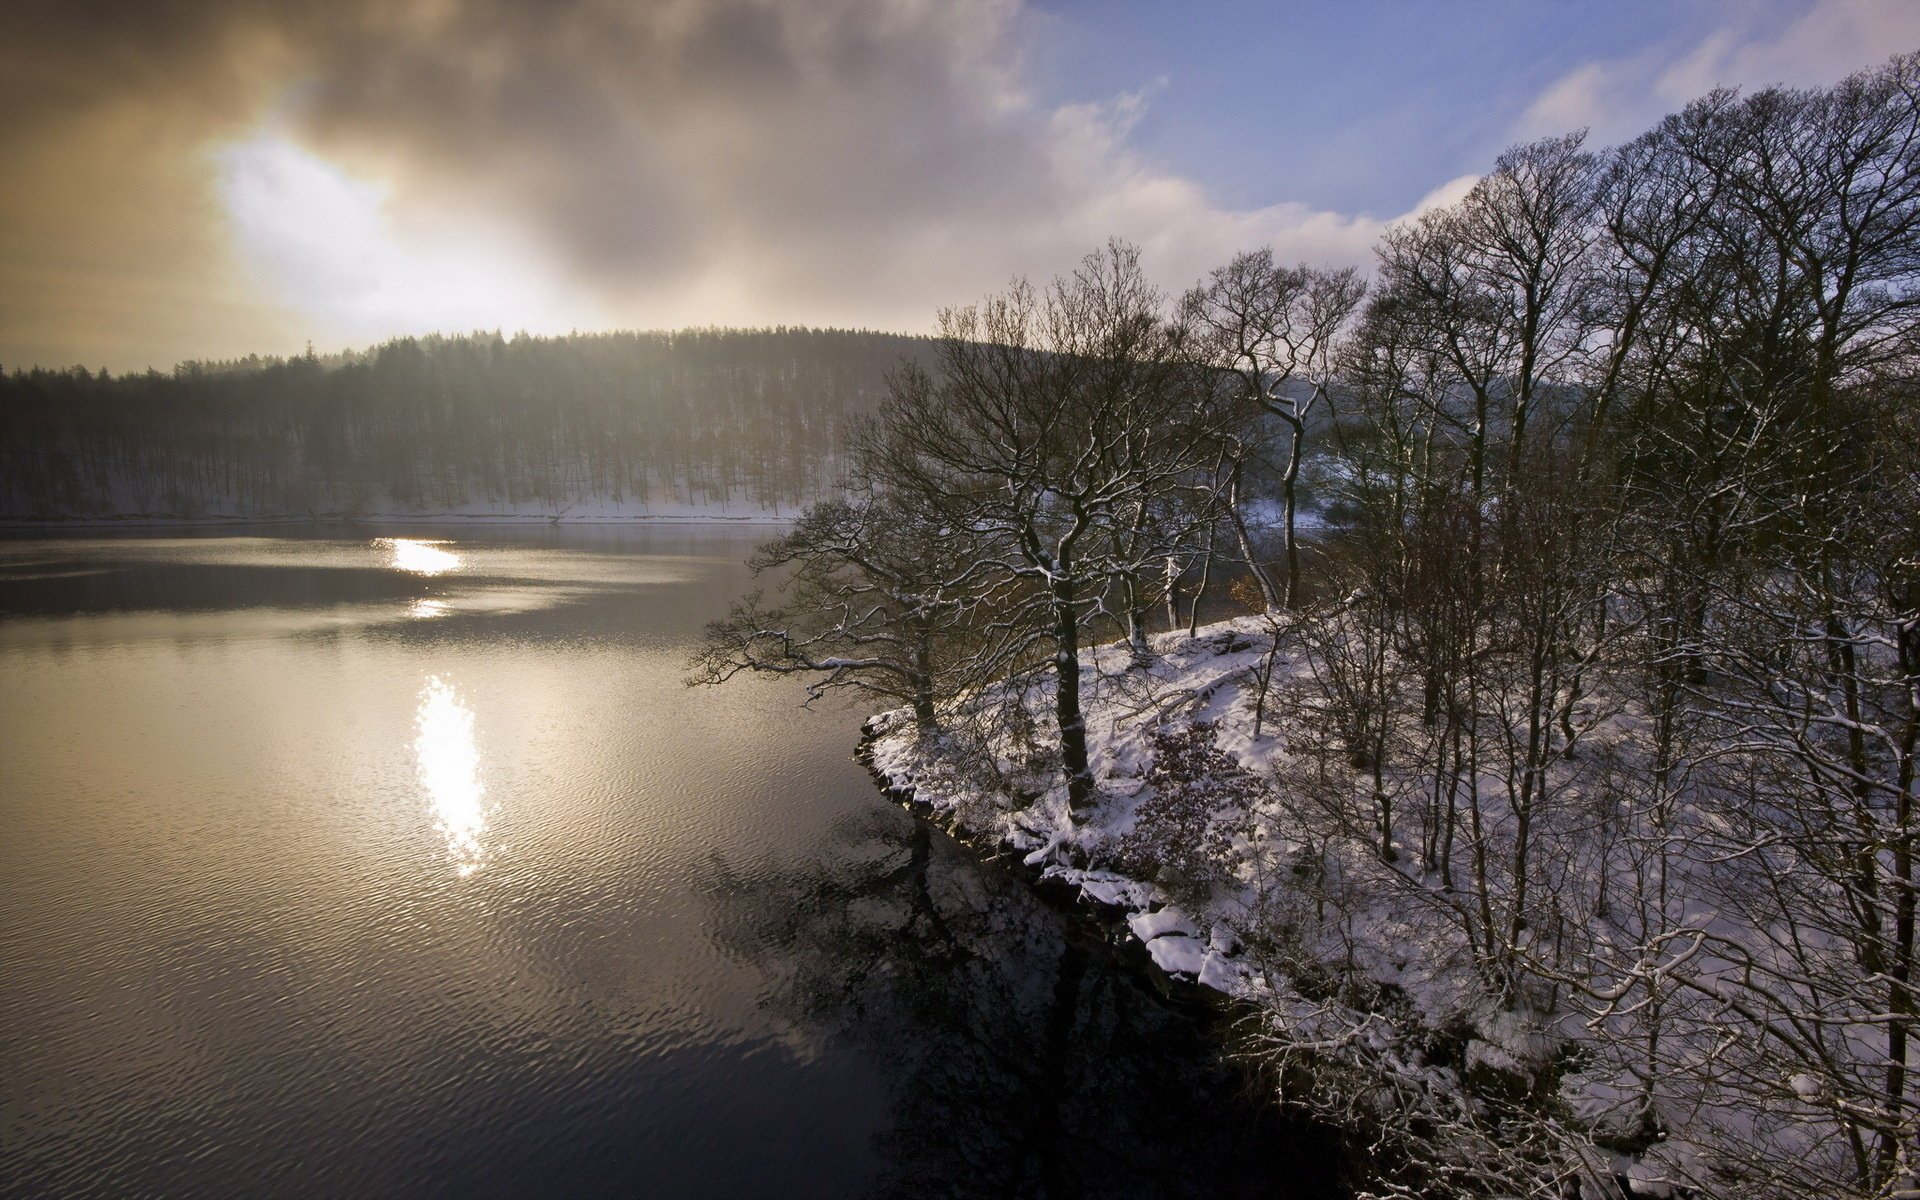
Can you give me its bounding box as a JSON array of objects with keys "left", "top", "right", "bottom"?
[
  {"left": 856, "top": 718, "right": 1237, "bottom": 1012},
  {"left": 861, "top": 622, "right": 1279, "bottom": 1004},
  {"left": 859, "top": 616, "right": 1719, "bottom": 1197}
]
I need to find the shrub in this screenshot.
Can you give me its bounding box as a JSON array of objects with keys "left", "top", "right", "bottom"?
[{"left": 1115, "top": 722, "right": 1264, "bottom": 902}]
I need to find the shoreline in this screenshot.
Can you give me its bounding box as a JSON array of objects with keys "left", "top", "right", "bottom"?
[
  {"left": 854, "top": 618, "right": 1678, "bottom": 1196},
  {"left": 856, "top": 711, "right": 1246, "bottom": 1012}
]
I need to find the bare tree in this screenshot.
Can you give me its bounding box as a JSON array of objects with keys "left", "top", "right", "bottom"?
[
  {"left": 1373, "top": 134, "right": 1600, "bottom": 503},
  {"left": 1185, "top": 251, "right": 1364, "bottom": 609},
  {"left": 698, "top": 53, "right": 1920, "bottom": 1198},
  {"left": 874, "top": 241, "right": 1214, "bottom": 814},
  {"left": 688, "top": 484, "right": 969, "bottom": 730}
]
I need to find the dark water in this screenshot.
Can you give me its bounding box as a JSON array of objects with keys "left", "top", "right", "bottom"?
[{"left": 0, "top": 526, "right": 1345, "bottom": 1199}]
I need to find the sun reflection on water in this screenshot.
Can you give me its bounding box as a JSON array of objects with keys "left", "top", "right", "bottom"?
[
  {"left": 379, "top": 537, "right": 461, "bottom": 575},
  {"left": 415, "top": 675, "right": 488, "bottom": 876}
]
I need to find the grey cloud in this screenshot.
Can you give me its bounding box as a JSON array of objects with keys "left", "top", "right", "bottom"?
[
  {"left": 280, "top": 1, "right": 1062, "bottom": 291},
  {"left": 1, "top": 0, "right": 1390, "bottom": 366}
]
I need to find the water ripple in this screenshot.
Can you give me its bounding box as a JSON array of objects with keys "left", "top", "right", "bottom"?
[{"left": 0, "top": 529, "right": 1345, "bottom": 1199}]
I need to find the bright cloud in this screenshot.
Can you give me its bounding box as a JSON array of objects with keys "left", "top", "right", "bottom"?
[{"left": 218, "top": 133, "right": 600, "bottom": 342}]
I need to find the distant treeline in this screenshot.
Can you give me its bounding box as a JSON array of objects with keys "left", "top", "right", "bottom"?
[{"left": 0, "top": 328, "right": 933, "bottom": 518}]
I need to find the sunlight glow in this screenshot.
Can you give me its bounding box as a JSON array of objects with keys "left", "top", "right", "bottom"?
[
  {"left": 415, "top": 675, "right": 488, "bottom": 877},
  {"left": 379, "top": 537, "right": 461, "bottom": 576},
  {"left": 217, "top": 132, "right": 599, "bottom": 342}
]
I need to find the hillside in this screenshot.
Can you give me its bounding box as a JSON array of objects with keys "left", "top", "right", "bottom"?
[{"left": 0, "top": 328, "right": 931, "bottom": 521}]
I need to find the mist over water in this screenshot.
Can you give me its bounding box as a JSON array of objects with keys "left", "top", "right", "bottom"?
[{"left": 0, "top": 526, "right": 1341, "bottom": 1199}]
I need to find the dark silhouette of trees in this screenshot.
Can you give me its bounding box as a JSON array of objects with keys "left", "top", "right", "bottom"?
[{"left": 688, "top": 482, "right": 971, "bottom": 730}]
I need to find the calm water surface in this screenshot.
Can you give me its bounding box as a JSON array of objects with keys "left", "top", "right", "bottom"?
[{"left": 0, "top": 527, "right": 1344, "bottom": 1199}]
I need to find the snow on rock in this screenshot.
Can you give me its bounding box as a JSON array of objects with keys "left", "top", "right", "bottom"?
[
  {"left": 1068, "top": 870, "right": 1153, "bottom": 909},
  {"left": 1619, "top": 1158, "right": 1679, "bottom": 1198},
  {"left": 1144, "top": 934, "right": 1210, "bottom": 976},
  {"left": 1465, "top": 1038, "right": 1525, "bottom": 1077},
  {"left": 1127, "top": 906, "right": 1200, "bottom": 942},
  {"left": 1195, "top": 951, "right": 1248, "bottom": 993}
]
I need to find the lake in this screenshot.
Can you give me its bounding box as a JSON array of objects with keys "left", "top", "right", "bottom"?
[{"left": 0, "top": 526, "right": 1345, "bottom": 1199}]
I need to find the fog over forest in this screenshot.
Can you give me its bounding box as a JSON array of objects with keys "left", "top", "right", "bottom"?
[{"left": 0, "top": 328, "right": 929, "bottom": 519}]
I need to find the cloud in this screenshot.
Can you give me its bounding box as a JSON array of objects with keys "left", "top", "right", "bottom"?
[
  {"left": 1517, "top": 0, "right": 1920, "bottom": 146},
  {"left": 256, "top": 0, "right": 1399, "bottom": 333},
  {"left": 217, "top": 133, "right": 601, "bottom": 342},
  {"left": 1654, "top": 0, "right": 1920, "bottom": 102},
  {"left": 1, "top": 0, "right": 1423, "bottom": 368},
  {"left": 35, "top": 0, "right": 1906, "bottom": 369},
  {"left": 1518, "top": 63, "right": 1615, "bottom": 139}
]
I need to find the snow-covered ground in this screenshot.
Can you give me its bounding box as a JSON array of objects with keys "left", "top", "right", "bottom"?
[
  {"left": 867, "top": 627, "right": 1267, "bottom": 996},
  {"left": 864, "top": 616, "right": 1874, "bottom": 1198},
  {"left": 866, "top": 621, "right": 1338, "bottom": 1009}
]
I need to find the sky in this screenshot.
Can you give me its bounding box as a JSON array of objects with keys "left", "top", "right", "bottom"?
[{"left": 3, "top": 0, "right": 1917, "bottom": 373}]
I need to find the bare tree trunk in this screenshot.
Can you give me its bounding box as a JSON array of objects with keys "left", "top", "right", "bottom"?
[
  {"left": 1188, "top": 521, "right": 1217, "bottom": 637},
  {"left": 1280, "top": 414, "right": 1304, "bottom": 609},
  {"left": 1124, "top": 570, "right": 1152, "bottom": 666},
  {"left": 1226, "top": 460, "right": 1282, "bottom": 611},
  {"left": 1052, "top": 578, "right": 1094, "bottom": 815},
  {"left": 911, "top": 632, "right": 936, "bottom": 731}
]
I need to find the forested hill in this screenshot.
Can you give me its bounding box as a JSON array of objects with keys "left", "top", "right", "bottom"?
[{"left": 0, "top": 328, "right": 933, "bottom": 520}]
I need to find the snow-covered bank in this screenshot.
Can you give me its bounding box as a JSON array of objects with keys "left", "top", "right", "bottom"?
[
  {"left": 861, "top": 712, "right": 1255, "bottom": 1003},
  {"left": 862, "top": 620, "right": 1304, "bottom": 1004},
  {"left": 861, "top": 616, "right": 1887, "bottom": 1199}
]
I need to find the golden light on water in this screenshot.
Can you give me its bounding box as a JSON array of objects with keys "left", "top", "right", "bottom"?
[
  {"left": 415, "top": 675, "right": 488, "bottom": 876},
  {"left": 379, "top": 537, "right": 461, "bottom": 576}
]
